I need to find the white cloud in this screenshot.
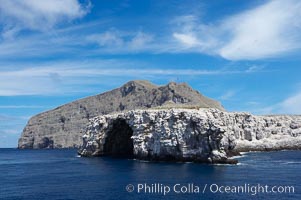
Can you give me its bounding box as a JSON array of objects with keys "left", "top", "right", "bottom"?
[
  {"left": 173, "top": 0, "right": 301, "bottom": 60},
  {"left": 254, "top": 90, "right": 301, "bottom": 115},
  {"left": 87, "top": 30, "right": 124, "bottom": 47},
  {"left": 0, "top": 60, "right": 257, "bottom": 96},
  {"left": 0, "top": 0, "right": 299, "bottom": 60},
  {"left": 219, "top": 90, "right": 236, "bottom": 101},
  {"left": 220, "top": 0, "right": 301, "bottom": 60},
  {"left": 279, "top": 92, "right": 301, "bottom": 114},
  {"left": 4, "top": 0, "right": 299, "bottom": 61},
  {"left": 0, "top": 120, "right": 28, "bottom": 149},
  {"left": 0, "top": 0, "right": 90, "bottom": 37},
  {"left": 129, "top": 32, "right": 153, "bottom": 49},
  {"left": 87, "top": 30, "right": 154, "bottom": 52},
  {"left": 0, "top": 26, "right": 153, "bottom": 59},
  {"left": 245, "top": 65, "right": 265, "bottom": 73},
  {"left": 1, "top": 129, "right": 20, "bottom": 135},
  {"left": 173, "top": 33, "right": 200, "bottom": 47}
]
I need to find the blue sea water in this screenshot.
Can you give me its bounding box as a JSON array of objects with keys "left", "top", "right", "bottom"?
[{"left": 0, "top": 149, "right": 300, "bottom": 200}]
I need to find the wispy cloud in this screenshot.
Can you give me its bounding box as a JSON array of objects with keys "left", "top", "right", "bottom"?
[
  {"left": 0, "top": 0, "right": 90, "bottom": 38},
  {"left": 0, "top": 0, "right": 299, "bottom": 61},
  {"left": 0, "top": 60, "right": 261, "bottom": 96},
  {"left": 0, "top": 129, "right": 20, "bottom": 135},
  {"left": 0, "top": 116, "right": 26, "bottom": 147},
  {"left": 253, "top": 90, "right": 301, "bottom": 115},
  {"left": 219, "top": 90, "right": 237, "bottom": 101},
  {"left": 173, "top": 33, "right": 200, "bottom": 48},
  {"left": 0, "top": 25, "right": 157, "bottom": 59},
  {"left": 245, "top": 65, "right": 266, "bottom": 73},
  {"left": 86, "top": 30, "right": 154, "bottom": 52},
  {"left": 0, "top": 114, "right": 28, "bottom": 134},
  {"left": 0, "top": 114, "right": 14, "bottom": 121},
  {"left": 0, "top": 105, "right": 47, "bottom": 109},
  {"left": 278, "top": 92, "right": 301, "bottom": 114},
  {"left": 173, "top": 0, "right": 301, "bottom": 60}
]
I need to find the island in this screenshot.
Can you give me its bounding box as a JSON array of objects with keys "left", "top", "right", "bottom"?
[{"left": 18, "top": 80, "right": 301, "bottom": 164}]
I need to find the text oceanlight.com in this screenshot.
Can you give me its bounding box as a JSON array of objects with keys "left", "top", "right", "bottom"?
[{"left": 125, "top": 183, "right": 295, "bottom": 196}]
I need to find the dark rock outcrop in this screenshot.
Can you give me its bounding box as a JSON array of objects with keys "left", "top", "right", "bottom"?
[{"left": 18, "top": 80, "right": 224, "bottom": 149}]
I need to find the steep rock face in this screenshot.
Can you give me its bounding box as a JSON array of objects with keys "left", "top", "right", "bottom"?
[
  {"left": 78, "top": 109, "right": 301, "bottom": 163},
  {"left": 18, "top": 80, "right": 224, "bottom": 149}
]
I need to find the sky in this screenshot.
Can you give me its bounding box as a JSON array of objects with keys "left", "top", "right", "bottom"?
[{"left": 0, "top": 0, "right": 301, "bottom": 148}]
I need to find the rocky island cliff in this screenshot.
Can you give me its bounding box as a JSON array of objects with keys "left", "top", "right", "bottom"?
[
  {"left": 18, "top": 80, "right": 224, "bottom": 149},
  {"left": 78, "top": 109, "right": 301, "bottom": 164},
  {"left": 18, "top": 80, "right": 301, "bottom": 164}
]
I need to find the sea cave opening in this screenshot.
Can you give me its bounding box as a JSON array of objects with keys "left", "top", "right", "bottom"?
[{"left": 103, "top": 119, "right": 134, "bottom": 158}]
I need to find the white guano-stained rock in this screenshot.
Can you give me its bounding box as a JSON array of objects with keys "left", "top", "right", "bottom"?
[{"left": 78, "top": 109, "right": 301, "bottom": 164}]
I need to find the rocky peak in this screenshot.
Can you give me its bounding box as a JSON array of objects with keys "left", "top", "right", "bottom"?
[
  {"left": 166, "top": 81, "right": 190, "bottom": 89},
  {"left": 120, "top": 80, "right": 156, "bottom": 96}
]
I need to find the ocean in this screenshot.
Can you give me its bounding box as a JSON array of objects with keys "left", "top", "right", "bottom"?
[{"left": 0, "top": 149, "right": 300, "bottom": 200}]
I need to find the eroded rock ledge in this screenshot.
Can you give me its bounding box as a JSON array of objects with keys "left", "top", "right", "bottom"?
[{"left": 78, "top": 109, "right": 301, "bottom": 164}]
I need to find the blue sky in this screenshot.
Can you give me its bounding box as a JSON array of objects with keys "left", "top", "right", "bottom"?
[{"left": 0, "top": 0, "right": 301, "bottom": 148}]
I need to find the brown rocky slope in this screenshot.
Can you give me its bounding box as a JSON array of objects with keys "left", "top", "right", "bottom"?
[{"left": 18, "top": 80, "right": 224, "bottom": 149}]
